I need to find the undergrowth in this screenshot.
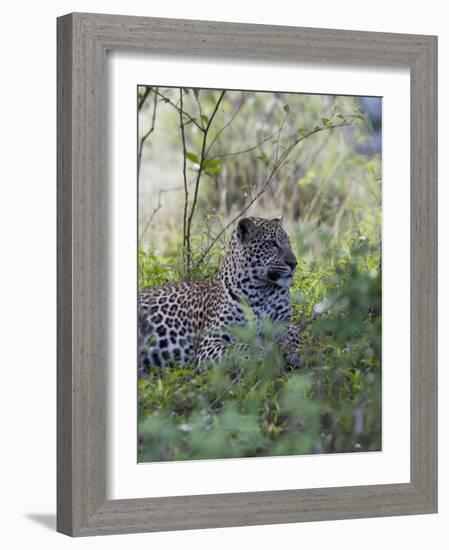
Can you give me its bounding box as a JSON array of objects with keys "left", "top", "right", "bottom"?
[{"left": 138, "top": 226, "right": 381, "bottom": 462}]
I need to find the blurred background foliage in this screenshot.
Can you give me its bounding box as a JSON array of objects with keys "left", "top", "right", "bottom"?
[{"left": 138, "top": 86, "right": 382, "bottom": 462}]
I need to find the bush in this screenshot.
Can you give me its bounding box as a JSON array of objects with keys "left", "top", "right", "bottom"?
[{"left": 138, "top": 234, "right": 381, "bottom": 462}]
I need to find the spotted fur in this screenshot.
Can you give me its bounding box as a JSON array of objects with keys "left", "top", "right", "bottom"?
[{"left": 138, "top": 217, "right": 301, "bottom": 373}]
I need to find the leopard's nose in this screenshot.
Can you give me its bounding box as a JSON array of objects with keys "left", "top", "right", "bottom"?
[{"left": 286, "top": 255, "right": 297, "bottom": 271}]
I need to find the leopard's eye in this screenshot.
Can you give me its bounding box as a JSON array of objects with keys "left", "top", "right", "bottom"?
[{"left": 266, "top": 238, "right": 280, "bottom": 248}]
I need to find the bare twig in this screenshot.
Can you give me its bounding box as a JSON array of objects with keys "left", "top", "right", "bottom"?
[
  {"left": 184, "top": 90, "right": 226, "bottom": 273},
  {"left": 207, "top": 130, "right": 278, "bottom": 162},
  {"left": 205, "top": 92, "right": 247, "bottom": 158},
  {"left": 139, "top": 185, "right": 184, "bottom": 241},
  {"left": 194, "top": 121, "right": 352, "bottom": 267},
  {"left": 137, "top": 88, "right": 158, "bottom": 183},
  {"left": 138, "top": 86, "right": 151, "bottom": 111},
  {"left": 274, "top": 115, "right": 289, "bottom": 164},
  {"left": 193, "top": 89, "right": 205, "bottom": 129},
  {"left": 179, "top": 89, "right": 190, "bottom": 271},
  {"left": 153, "top": 88, "right": 203, "bottom": 131}
]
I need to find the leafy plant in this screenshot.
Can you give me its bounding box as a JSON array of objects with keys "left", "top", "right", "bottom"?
[
  {"left": 138, "top": 236, "right": 381, "bottom": 461},
  {"left": 137, "top": 87, "right": 382, "bottom": 461}
]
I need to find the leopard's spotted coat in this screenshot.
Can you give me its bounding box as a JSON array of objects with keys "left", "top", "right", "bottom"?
[{"left": 138, "top": 217, "right": 301, "bottom": 372}]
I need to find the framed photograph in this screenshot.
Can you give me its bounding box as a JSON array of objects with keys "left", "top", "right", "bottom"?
[{"left": 57, "top": 13, "right": 437, "bottom": 536}]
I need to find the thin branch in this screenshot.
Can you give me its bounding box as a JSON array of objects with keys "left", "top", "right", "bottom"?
[
  {"left": 207, "top": 130, "right": 278, "bottom": 162},
  {"left": 139, "top": 185, "right": 184, "bottom": 242},
  {"left": 184, "top": 90, "right": 226, "bottom": 273},
  {"left": 153, "top": 89, "right": 203, "bottom": 131},
  {"left": 193, "top": 89, "right": 205, "bottom": 129},
  {"left": 274, "top": 115, "right": 289, "bottom": 164},
  {"left": 194, "top": 121, "right": 351, "bottom": 267},
  {"left": 204, "top": 92, "right": 247, "bottom": 158},
  {"left": 179, "top": 89, "right": 190, "bottom": 271},
  {"left": 137, "top": 89, "right": 158, "bottom": 183},
  {"left": 138, "top": 86, "right": 151, "bottom": 111}
]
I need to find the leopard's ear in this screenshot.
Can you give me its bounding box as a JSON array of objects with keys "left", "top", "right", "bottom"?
[
  {"left": 237, "top": 217, "right": 258, "bottom": 243},
  {"left": 271, "top": 214, "right": 283, "bottom": 223}
]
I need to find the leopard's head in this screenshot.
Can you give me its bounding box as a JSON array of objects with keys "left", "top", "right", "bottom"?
[{"left": 227, "top": 216, "right": 297, "bottom": 290}]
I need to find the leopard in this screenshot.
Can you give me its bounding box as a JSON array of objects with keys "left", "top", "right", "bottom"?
[{"left": 138, "top": 216, "right": 302, "bottom": 373}]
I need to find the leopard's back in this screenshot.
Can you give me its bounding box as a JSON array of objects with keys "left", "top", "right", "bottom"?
[
  {"left": 138, "top": 217, "right": 300, "bottom": 372},
  {"left": 138, "top": 280, "right": 218, "bottom": 371}
]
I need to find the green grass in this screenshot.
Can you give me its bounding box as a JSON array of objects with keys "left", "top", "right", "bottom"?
[{"left": 137, "top": 228, "right": 381, "bottom": 462}]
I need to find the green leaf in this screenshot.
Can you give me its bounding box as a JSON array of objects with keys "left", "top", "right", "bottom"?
[
  {"left": 185, "top": 152, "right": 199, "bottom": 163},
  {"left": 204, "top": 158, "right": 222, "bottom": 175},
  {"left": 200, "top": 114, "right": 209, "bottom": 125},
  {"left": 205, "top": 167, "right": 221, "bottom": 175},
  {"left": 297, "top": 167, "right": 317, "bottom": 188},
  {"left": 193, "top": 89, "right": 200, "bottom": 99},
  {"left": 203, "top": 159, "right": 222, "bottom": 169},
  {"left": 283, "top": 104, "right": 290, "bottom": 113},
  {"left": 321, "top": 117, "right": 331, "bottom": 126}
]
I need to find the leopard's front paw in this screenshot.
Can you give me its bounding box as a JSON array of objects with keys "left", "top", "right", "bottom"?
[{"left": 281, "top": 323, "right": 303, "bottom": 368}]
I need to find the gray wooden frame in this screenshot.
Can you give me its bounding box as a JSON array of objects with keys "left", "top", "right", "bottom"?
[{"left": 57, "top": 12, "right": 438, "bottom": 537}]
